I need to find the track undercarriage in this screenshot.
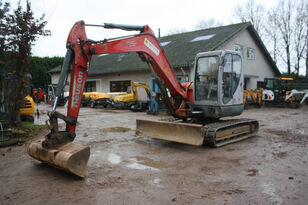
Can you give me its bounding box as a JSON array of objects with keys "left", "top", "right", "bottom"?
[{"left": 136, "top": 118, "right": 259, "bottom": 147}]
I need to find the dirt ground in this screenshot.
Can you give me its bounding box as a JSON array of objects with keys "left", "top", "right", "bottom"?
[{"left": 1, "top": 103, "right": 308, "bottom": 205}]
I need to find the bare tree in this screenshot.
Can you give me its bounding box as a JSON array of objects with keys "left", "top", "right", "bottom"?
[
  {"left": 233, "top": 0, "right": 265, "bottom": 37},
  {"left": 274, "top": 0, "right": 295, "bottom": 76},
  {"left": 194, "top": 18, "right": 223, "bottom": 30},
  {"left": 293, "top": 0, "right": 308, "bottom": 77},
  {"left": 266, "top": 9, "right": 281, "bottom": 64}
]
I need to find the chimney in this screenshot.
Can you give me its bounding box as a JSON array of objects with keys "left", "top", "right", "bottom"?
[{"left": 158, "top": 28, "right": 161, "bottom": 38}]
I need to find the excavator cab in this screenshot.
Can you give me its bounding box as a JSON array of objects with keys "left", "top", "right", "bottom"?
[
  {"left": 137, "top": 50, "right": 257, "bottom": 147},
  {"left": 192, "top": 50, "right": 244, "bottom": 119}
]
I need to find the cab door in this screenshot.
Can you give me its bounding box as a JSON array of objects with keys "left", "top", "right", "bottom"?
[{"left": 221, "top": 52, "right": 243, "bottom": 105}]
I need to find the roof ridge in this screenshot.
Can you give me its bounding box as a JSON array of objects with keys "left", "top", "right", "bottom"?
[
  {"left": 208, "top": 22, "right": 251, "bottom": 51},
  {"left": 161, "top": 22, "right": 251, "bottom": 39}
]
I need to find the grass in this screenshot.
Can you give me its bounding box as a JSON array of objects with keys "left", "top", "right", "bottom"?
[{"left": 21, "top": 121, "right": 46, "bottom": 131}]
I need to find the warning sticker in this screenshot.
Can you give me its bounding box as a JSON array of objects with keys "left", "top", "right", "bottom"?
[{"left": 144, "top": 38, "right": 160, "bottom": 56}]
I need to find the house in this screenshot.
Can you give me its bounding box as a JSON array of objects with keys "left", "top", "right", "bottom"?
[{"left": 49, "top": 22, "right": 280, "bottom": 100}]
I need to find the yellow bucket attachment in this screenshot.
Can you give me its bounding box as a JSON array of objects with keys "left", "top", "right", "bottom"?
[
  {"left": 27, "top": 139, "right": 90, "bottom": 178},
  {"left": 136, "top": 119, "right": 205, "bottom": 146}
]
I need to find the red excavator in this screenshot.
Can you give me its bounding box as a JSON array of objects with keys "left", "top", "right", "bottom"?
[{"left": 27, "top": 21, "right": 258, "bottom": 178}]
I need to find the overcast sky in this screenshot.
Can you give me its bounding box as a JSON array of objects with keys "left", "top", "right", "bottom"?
[{"left": 12, "top": 0, "right": 278, "bottom": 57}]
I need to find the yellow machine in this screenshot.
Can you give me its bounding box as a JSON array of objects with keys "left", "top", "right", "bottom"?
[
  {"left": 20, "top": 95, "right": 35, "bottom": 115},
  {"left": 113, "top": 82, "right": 151, "bottom": 110},
  {"left": 83, "top": 92, "right": 110, "bottom": 100},
  {"left": 82, "top": 92, "right": 110, "bottom": 108},
  {"left": 19, "top": 95, "right": 35, "bottom": 122},
  {"left": 243, "top": 89, "right": 263, "bottom": 107}
]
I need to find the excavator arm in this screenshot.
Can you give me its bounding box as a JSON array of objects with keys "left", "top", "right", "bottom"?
[{"left": 63, "top": 21, "right": 188, "bottom": 130}]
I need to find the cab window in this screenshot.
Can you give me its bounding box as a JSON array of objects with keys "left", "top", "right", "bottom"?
[{"left": 195, "top": 56, "right": 219, "bottom": 101}]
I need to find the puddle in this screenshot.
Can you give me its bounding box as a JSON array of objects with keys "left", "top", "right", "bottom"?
[
  {"left": 135, "top": 156, "right": 169, "bottom": 169},
  {"left": 262, "top": 182, "right": 283, "bottom": 205},
  {"left": 127, "top": 163, "right": 159, "bottom": 171},
  {"left": 126, "top": 156, "right": 169, "bottom": 171},
  {"left": 100, "top": 127, "right": 131, "bottom": 133},
  {"left": 149, "top": 177, "right": 164, "bottom": 188},
  {"left": 107, "top": 153, "right": 121, "bottom": 164}
]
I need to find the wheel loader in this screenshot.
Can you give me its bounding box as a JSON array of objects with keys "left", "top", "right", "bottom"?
[{"left": 27, "top": 21, "right": 258, "bottom": 178}]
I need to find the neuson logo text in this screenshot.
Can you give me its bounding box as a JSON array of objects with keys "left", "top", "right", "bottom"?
[{"left": 73, "top": 71, "right": 84, "bottom": 108}]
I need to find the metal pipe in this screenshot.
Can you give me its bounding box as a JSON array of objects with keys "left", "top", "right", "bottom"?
[
  {"left": 52, "top": 96, "right": 58, "bottom": 111},
  {"left": 53, "top": 49, "right": 73, "bottom": 111}
]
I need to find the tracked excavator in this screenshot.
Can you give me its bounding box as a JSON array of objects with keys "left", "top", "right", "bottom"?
[{"left": 27, "top": 21, "right": 259, "bottom": 178}]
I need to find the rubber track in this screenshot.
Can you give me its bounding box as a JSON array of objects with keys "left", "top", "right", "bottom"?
[{"left": 203, "top": 118, "right": 259, "bottom": 147}]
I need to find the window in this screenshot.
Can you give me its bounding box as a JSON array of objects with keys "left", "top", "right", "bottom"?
[
  {"left": 160, "top": 41, "right": 171, "bottom": 47},
  {"left": 110, "top": 80, "right": 131, "bottom": 92},
  {"left": 234, "top": 44, "right": 244, "bottom": 57},
  {"left": 247, "top": 48, "right": 255, "bottom": 59},
  {"left": 222, "top": 54, "right": 242, "bottom": 104},
  {"left": 191, "top": 34, "right": 216, "bottom": 42},
  {"left": 176, "top": 74, "right": 189, "bottom": 82},
  {"left": 195, "top": 56, "right": 219, "bottom": 101},
  {"left": 84, "top": 81, "right": 96, "bottom": 92}
]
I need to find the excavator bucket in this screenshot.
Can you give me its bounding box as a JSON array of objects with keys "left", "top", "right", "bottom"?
[
  {"left": 27, "top": 139, "right": 90, "bottom": 178},
  {"left": 136, "top": 119, "right": 205, "bottom": 146}
]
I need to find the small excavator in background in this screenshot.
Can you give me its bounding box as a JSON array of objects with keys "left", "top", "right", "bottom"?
[
  {"left": 27, "top": 21, "right": 259, "bottom": 178},
  {"left": 112, "top": 81, "right": 151, "bottom": 111},
  {"left": 260, "top": 77, "right": 307, "bottom": 106},
  {"left": 243, "top": 89, "right": 263, "bottom": 107},
  {"left": 82, "top": 92, "right": 111, "bottom": 108}
]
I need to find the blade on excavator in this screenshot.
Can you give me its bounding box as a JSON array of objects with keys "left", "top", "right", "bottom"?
[
  {"left": 27, "top": 139, "right": 90, "bottom": 178},
  {"left": 136, "top": 119, "right": 205, "bottom": 146}
]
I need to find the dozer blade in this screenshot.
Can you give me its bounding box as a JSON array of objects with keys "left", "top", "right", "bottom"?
[
  {"left": 27, "top": 139, "right": 90, "bottom": 178},
  {"left": 136, "top": 119, "right": 205, "bottom": 146},
  {"left": 136, "top": 118, "right": 259, "bottom": 147}
]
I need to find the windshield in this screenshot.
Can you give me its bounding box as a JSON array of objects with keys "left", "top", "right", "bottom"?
[{"left": 195, "top": 56, "right": 219, "bottom": 101}]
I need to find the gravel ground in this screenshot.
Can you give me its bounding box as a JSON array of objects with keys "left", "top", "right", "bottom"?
[{"left": 0, "top": 103, "right": 307, "bottom": 205}]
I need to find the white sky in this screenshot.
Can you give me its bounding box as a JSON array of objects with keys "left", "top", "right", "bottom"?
[{"left": 11, "top": 0, "right": 278, "bottom": 57}]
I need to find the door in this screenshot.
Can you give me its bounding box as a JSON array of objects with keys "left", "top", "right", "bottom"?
[{"left": 222, "top": 53, "right": 242, "bottom": 104}]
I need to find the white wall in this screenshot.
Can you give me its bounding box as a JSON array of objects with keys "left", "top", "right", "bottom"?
[
  {"left": 50, "top": 70, "right": 152, "bottom": 101},
  {"left": 91, "top": 71, "right": 152, "bottom": 100},
  {"left": 50, "top": 73, "right": 60, "bottom": 84},
  {"left": 219, "top": 29, "right": 277, "bottom": 89}
]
